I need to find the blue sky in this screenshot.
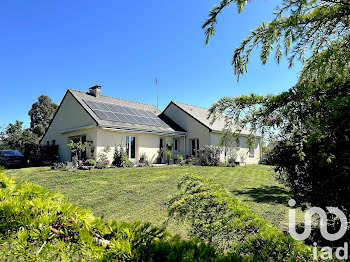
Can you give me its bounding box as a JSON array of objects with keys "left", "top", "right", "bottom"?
[{"left": 0, "top": 0, "right": 302, "bottom": 129}]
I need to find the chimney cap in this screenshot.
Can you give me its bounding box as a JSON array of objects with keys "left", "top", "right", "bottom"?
[
  {"left": 89, "top": 85, "right": 101, "bottom": 90},
  {"left": 88, "top": 85, "right": 101, "bottom": 97}
]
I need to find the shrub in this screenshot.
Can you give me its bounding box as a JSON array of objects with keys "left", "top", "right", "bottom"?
[
  {"left": 95, "top": 160, "right": 108, "bottom": 169},
  {"left": 51, "top": 162, "right": 69, "bottom": 171},
  {"left": 197, "top": 145, "right": 222, "bottom": 166},
  {"left": 84, "top": 159, "right": 96, "bottom": 167},
  {"left": 166, "top": 151, "right": 172, "bottom": 164},
  {"left": 137, "top": 153, "right": 150, "bottom": 167},
  {"left": 176, "top": 154, "right": 186, "bottom": 166},
  {"left": 96, "top": 146, "right": 111, "bottom": 169},
  {"left": 139, "top": 152, "right": 147, "bottom": 163},
  {"left": 186, "top": 156, "right": 200, "bottom": 165},
  {"left": 123, "top": 159, "right": 135, "bottom": 168},
  {"left": 112, "top": 145, "right": 128, "bottom": 167},
  {"left": 0, "top": 169, "right": 249, "bottom": 261},
  {"left": 168, "top": 174, "right": 314, "bottom": 261},
  {"left": 227, "top": 155, "right": 237, "bottom": 167}
]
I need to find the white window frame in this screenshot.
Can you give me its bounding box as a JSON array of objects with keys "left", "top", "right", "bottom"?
[{"left": 126, "top": 136, "right": 137, "bottom": 162}]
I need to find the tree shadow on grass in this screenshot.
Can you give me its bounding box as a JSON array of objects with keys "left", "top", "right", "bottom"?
[{"left": 231, "top": 186, "right": 291, "bottom": 206}]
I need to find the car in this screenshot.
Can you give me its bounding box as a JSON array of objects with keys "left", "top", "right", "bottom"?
[{"left": 0, "top": 150, "right": 26, "bottom": 168}]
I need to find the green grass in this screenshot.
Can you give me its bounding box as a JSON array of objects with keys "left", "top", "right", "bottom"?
[{"left": 5, "top": 165, "right": 301, "bottom": 235}]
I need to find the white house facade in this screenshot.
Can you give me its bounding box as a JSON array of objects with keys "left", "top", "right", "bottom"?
[{"left": 41, "top": 86, "right": 262, "bottom": 165}]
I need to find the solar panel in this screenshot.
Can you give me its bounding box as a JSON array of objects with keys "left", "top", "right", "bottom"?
[
  {"left": 83, "top": 99, "right": 163, "bottom": 127},
  {"left": 123, "top": 107, "right": 134, "bottom": 115},
  {"left": 124, "top": 114, "right": 137, "bottom": 124},
  {"left": 133, "top": 115, "right": 146, "bottom": 125},
  {"left": 118, "top": 106, "right": 128, "bottom": 114},
  {"left": 152, "top": 119, "right": 162, "bottom": 126},
  {"left": 149, "top": 118, "right": 160, "bottom": 126},
  {"left": 115, "top": 113, "right": 128, "bottom": 122},
  {"left": 137, "top": 109, "right": 149, "bottom": 118},
  {"left": 144, "top": 110, "right": 156, "bottom": 118},
  {"left": 85, "top": 100, "right": 98, "bottom": 110},
  {"left": 94, "top": 110, "right": 109, "bottom": 120},
  {"left": 105, "top": 111, "right": 117, "bottom": 121},
  {"left": 104, "top": 104, "right": 115, "bottom": 112},
  {"left": 98, "top": 103, "right": 110, "bottom": 111},
  {"left": 110, "top": 104, "right": 121, "bottom": 113},
  {"left": 112, "top": 113, "right": 121, "bottom": 121},
  {"left": 140, "top": 117, "right": 153, "bottom": 126}
]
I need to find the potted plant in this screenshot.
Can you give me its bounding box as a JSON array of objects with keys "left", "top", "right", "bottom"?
[{"left": 166, "top": 150, "right": 173, "bottom": 165}]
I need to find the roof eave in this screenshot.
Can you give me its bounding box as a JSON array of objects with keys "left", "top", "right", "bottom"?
[
  {"left": 100, "top": 124, "right": 187, "bottom": 136},
  {"left": 210, "top": 129, "right": 262, "bottom": 137}
]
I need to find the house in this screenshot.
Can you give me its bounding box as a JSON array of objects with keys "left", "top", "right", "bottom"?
[
  {"left": 41, "top": 86, "right": 262, "bottom": 164},
  {"left": 162, "top": 101, "right": 262, "bottom": 165}
]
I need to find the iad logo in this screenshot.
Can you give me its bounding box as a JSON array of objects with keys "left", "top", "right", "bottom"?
[{"left": 288, "top": 199, "right": 349, "bottom": 260}]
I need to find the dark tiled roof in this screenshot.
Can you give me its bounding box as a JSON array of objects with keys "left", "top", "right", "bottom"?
[
  {"left": 69, "top": 89, "right": 185, "bottom": 134},
  {"left": 170, "top": 101, "right": 253, "bottom": 135}
]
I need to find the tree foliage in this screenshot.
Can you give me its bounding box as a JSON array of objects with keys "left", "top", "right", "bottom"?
[
  {"left": 209, "top": 35, "right": 350, "bottom": 219},
  {"left": 0, "top": 170, "right": 249, "bottom": 261},
  {"left": 168, "top": 174, "right": 314, "bottom": 260},
  {"left": 67, "top": 140, "right": 87, "bottom": 167},
  {"left": 203, "top": 1, "right": 350, "bottom": 239},
  {"left": 203, "top": 0, "right": 350, "bottom": 79},
  {"left": 28, "top": 95, "right": 58, "bottom": 139},
  {"left": 0, "top": 121, "right": 39, "bottom": 160}
]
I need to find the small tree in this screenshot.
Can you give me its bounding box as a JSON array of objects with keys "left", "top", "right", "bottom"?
[
  {"left": 112, "top": 145, "right": 128, "bottom": 167},
  {"left": 220, "top": 131, "right": 238, "bottom": 164},
  {"left": 67, "top": 140, "right": 87, "bottom": 167}
]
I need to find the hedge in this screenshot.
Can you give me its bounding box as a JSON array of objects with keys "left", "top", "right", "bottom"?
[
  {"left": 0, "top": 169, "right": 247, "bottom": 261},
  {"left": 0, "top": 168, "right": 319, "bottom": 261},
  {"left": 168, "top": 173, "right": 315, "bottom": 261}
]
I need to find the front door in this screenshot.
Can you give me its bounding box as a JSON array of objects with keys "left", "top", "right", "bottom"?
[
  {"left": 159, "top": 138, "right": 165, "bottom": 163},
  {"left": 126, "top": 136, "right": 136, "bottom": 163}
]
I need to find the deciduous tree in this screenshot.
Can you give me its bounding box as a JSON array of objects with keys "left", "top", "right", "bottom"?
[
  {"left": 0, "top": 120, "right": 39, "bottom": 160},
  {"left": 28, "top": 95, "right": 58, "bottom": 139},
  {"left": 204, "top": 0, "right": 350, "bottom": 229}
]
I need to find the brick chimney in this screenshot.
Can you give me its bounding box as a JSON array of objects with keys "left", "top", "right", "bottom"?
[{"left": 89, "top": 85, "right": 101, "bottom": 97}]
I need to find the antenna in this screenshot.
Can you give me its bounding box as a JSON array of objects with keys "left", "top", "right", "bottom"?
[{"left": 155, "top": 77, "right": 158, "bottom": 108}]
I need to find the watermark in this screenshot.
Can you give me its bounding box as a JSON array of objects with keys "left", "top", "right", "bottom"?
[{"left": 288, "top": 199, "right": 348, "bottom": 260}]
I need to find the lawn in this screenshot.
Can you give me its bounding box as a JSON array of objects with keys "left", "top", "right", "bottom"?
[{"left": 5, "top": 165, "right": 300, "bottom": 236}]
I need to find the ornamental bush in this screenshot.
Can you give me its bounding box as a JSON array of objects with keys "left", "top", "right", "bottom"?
[
  {"left": 84, "top": 159, "right": 96, "bottom": 167},
  {"left": 197, "top": 145, "right": 222, "bottom": 166},
  {"left": 112, "top": 145, "right": 128, "bottom": 167},
  {"left": 168, "top": 174, "right": 314, "bottom": 261},
  {"left": 0, "top": 169, "right": 252, "bottom": 261}
]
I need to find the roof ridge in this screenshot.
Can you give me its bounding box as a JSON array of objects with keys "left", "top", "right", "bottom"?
[
  {"left": 68, "top": 89, "right": 158, "bottom": 109},
  {"left": 172, "top": 100, "right": 209, "bottom": 110}
]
